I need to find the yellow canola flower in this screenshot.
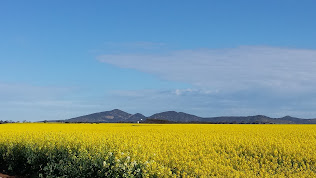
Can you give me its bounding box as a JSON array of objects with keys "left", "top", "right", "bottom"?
[{"left": 0, "top": 123, "right": 315, "bottom": 177}]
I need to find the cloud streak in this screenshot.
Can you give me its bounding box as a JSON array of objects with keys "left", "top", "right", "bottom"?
[
  {"left": 107, "top": 88, "right": 316, "bottom": 118},
  {"left": 98, "top": 46, "right": 316, "bottom": 93},
  {"left": 97, "top": 46, "right": 316, "bottom": 118}
]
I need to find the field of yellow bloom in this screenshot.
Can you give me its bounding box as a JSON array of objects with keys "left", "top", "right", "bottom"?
[{"left": 0, "top": 123, "right": 315, "bottom": 177}]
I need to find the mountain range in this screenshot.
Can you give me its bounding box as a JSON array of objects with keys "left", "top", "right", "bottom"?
[{"left": 47, "top": 109, "right": 316, "bottom": 124}]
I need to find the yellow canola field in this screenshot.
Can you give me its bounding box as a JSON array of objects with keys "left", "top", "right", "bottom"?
[{"left": 0, "top": 123, "right": 315, "bottom": 177}]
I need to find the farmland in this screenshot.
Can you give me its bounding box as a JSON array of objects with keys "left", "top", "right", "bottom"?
[{"left": 0, "top": 123, "right": 315, "bottom": 177}]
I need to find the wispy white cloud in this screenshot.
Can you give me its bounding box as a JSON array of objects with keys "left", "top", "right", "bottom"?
[
  {"left": 98, "top": 46, "right": 316, "bottom": 93},
  {"left": 97, "top": 46, "right": 316, "bottom": 118},
  {"left": 107, "top": 88, "right": 316, "bottom": 118},
  {"left": 3, "top": 46, "right": 316, "bottom": 121}
]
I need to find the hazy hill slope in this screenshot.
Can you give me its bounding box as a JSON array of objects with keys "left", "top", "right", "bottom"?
[
  {"left": 126, "top": 113, "right": 147, "bottom": 122},
  {"left": 203, "top": 115, "right": 316, "bottom": 124},
  {"left": 66, "top": 109, "right": 132, "bottom": 123},
  {"left": 49, "top": 109, "right": 316, "bottom": 124},
  {"left": 149, "top": 111, "right": 202, "bottom": 122}
]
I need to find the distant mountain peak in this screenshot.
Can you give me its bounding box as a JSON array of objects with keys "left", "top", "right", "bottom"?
[
  {"left": 133, "top": 113, "right": 146, "bottom": 116},
  {"left": 159, "top": 111, "right": 178, "bottom": 114},
  {"left": 110, "top": 109, "right": 126, "bottom": 113},
  {"left": 48, "top": 109, "right": 316, "bottom": 124},
  {"left": 66, "top": 109, "right": 132, "bottom": 123},
  {"left": 126, "top": 113, "right": 146, "bottom": 122},
  {"left": 253, "top": 115, "right": 268, "bottom": 117},
  {"left": 149, "top": 111, "right": 201, "bottom": 122}
]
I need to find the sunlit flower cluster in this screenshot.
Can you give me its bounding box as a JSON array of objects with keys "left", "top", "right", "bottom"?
[{"left": 0, "top": 123, "right": 315, "bottom": 177}]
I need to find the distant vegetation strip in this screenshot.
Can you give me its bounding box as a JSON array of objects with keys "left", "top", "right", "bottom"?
[{"left": 0, "top": 123, "right": 315, "bottom": 177}]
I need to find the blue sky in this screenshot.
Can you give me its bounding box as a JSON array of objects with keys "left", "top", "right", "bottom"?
[{"left": 1, "top": 0, "right": 316, "bottom": 121}]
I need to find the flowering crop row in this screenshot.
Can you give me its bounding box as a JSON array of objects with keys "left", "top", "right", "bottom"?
[{"left": 0, "top": 123, "right": 315, "bottom": 177}]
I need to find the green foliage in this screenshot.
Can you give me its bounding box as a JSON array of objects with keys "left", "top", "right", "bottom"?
[{"left": 0, "top": 143, "right": 146, "bottom": 177}]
